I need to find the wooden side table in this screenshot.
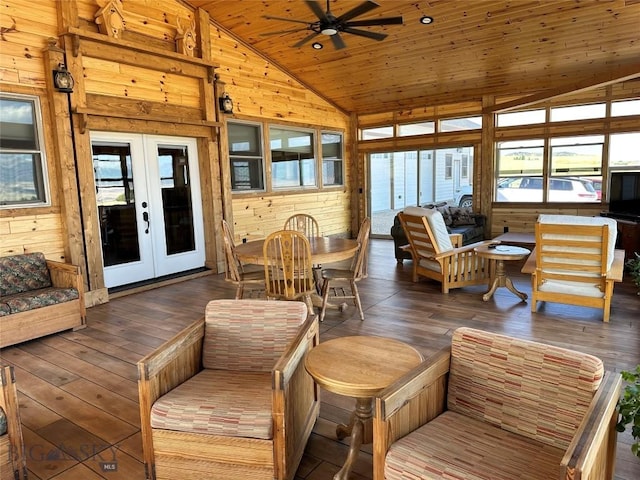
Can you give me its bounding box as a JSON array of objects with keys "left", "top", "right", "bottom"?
[
  {"left": 474, "top": 244, "right": 531, "bottom": 301},
  {"left": 304, "top": 336, "right": 423, "bottom": 480}
]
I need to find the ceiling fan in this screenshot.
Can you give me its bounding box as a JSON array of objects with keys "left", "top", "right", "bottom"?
[{"left": 261, "top": 0, "right": 403, "bottom": 50}]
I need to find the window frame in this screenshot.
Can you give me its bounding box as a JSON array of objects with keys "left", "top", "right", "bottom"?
[
  {"left": 227, "top": 120, "right": 266, "bottom": 192},
  {"left": 227, "top": 120, "right": 344, "bottom": 195},
  {"left": 0, "top": 93, "right": 50, "bottom": 208}
]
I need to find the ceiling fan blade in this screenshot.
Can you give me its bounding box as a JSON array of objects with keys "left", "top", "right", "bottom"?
[
  {"left": 259, "top": 27, "right": 311, "bottom": 37},
  {"left": 263, "top": 15, "right": 312, "bottom": 25},
  {"left": 342, "top": 27, "right": 387, "bottom": 41},
  {"left": 305, "top": 0, "right": 330, "bottom": 22},
  {"left": 345, "top": 16, "right": 403, "bottom": 27},
  {"left": 330, "top": 32, "right": 347, "bottom": 50},
  {"left": 335, "top": 1, "right": 379, "bottom": 24},
  {"left": 293, "top": 31, "right": 320, "bottom": 48}
]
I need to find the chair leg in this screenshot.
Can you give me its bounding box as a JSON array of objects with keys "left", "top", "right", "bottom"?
[
  {"left": 351, "top": 280, "right": 364, "bottom": 321},
  {"left": 236, "top": 285, "right": 243, "bottom": 300},
  {"left": 319, "top": 279, "right": 330, "bottom": 322}
]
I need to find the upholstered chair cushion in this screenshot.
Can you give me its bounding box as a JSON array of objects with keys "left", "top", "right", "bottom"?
[
  {"left": 150, "top": 369, "right": 273, "bottom": 439},
  {"left": 403, "top": 207, "right": 454, "bottom": 252},
  {"left": 447, "top": 327, "right": 603, "bottom": 450},
  {"left": 537, "top": 214, "right": 617, "bottom": 270},
  {"left": 0, "top": 253, "right": 52, "bottom": 296},
  {"left": 202, "top": 299, "right": 307, "bottom": 371}
]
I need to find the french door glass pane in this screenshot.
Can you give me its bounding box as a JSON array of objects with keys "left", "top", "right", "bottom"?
[{"left": 157, "top": 145, "right": 195, "bottom": 255}]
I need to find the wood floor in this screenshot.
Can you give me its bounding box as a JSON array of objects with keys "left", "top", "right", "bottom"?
[{"left": 1, "top": 238, "right": 639, "bottom": 480}]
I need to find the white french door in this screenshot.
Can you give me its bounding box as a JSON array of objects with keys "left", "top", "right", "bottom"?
[{"left": 91, "top": 132, "right": 205, "bottom": 288}]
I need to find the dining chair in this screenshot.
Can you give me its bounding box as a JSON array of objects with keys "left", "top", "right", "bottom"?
[
  {"left": 283, "top": 213, "right": 321, "bottom": 237},
  {"left": 221, "top": 219, "right": 265, "bottom": 299},
  {"left": 319, "top": 217, "right": 371, "bottom": 322},
  {"left": 263, "top": 229, "right": 316, "bottom": 312}
]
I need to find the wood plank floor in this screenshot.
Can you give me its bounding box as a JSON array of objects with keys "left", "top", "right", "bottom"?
[{"left": 1, "top": 238, "right": 639, "bottom": 480}]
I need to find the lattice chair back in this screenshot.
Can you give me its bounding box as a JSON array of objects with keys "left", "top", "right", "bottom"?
[
  {"left": 221, "top": 219, "right": 242, "bottom": 283},
  {"left": 351, "top": 217, "right": 371, "bottom": 280}
]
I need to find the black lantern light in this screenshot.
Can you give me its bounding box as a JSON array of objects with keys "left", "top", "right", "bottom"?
[
  {"left": 219, "top": 93, "right": 234, "bottom": 114},
  {"left": 53, "top": 63, "right": 74, "bottom": 93}
]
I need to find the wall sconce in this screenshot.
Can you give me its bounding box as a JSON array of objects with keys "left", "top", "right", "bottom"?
[
  {"left": 53, "top": 63, "right": 74, "bottom": 93},
  {"left": 219, "top": 93, "right": 234, "bottom": 114}
]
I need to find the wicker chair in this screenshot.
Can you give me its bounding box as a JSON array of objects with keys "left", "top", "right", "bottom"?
[
  {"left": 137, "top": 299, "right": 320, "bottom": 480},
  {"left": 263, "top": 230, "right": 316, "bottom": 312},
  {"left": 319, "top": 217, "right": 370, "bottom": 322},
  {"left": 530, "top": 214, "right": 622, "bottom": 322},
  {"left": 398, "top": 207, "right": 494, "bottom": 293},
  {"left": 221, "top": 219, "right": 265, "bottom": 299},
  {"left": 0, "top": 365, "right": 27, "bottom": 480},
  {"left": 373, "top": 327, "right": 621, "bottom": 480}
]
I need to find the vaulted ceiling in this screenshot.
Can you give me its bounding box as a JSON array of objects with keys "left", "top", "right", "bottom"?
[{"left": 188, "top": 0, "right": 640, "bottom": 114}]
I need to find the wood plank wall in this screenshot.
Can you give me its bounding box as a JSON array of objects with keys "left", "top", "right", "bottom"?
[{"left": 0, "top": 0, "right": 351, "bottom": 303}]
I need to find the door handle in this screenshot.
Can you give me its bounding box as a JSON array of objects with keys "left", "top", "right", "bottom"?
[{"left": 142, "top": 211, "right": 150, "bottom": 234}]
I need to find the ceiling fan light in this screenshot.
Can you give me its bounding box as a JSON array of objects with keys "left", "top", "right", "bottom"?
[
  {"left": 321, "top": 27, "right": 338, "bottom": 36},
  {"left": 312, "top": 42, "right": 323, "bottom": 49},
  {"left": 420, "top": 16, "right": 434, "bottom": 25}
]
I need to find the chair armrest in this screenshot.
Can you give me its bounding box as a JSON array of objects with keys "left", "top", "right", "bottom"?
[
  {"left": 432, "top": 239, "right": 492, "bottom": 260},
  {"left": 137, "top": 317, "right": 205, "bottom": 478},
  {"left": 560, "top": 371, "right": 622, "bottom": 480},
  {"left": 373, "top": 347, "right": 451, "bottom": 480},
  {"left": 273, "top": 314, "right": 319, "bottom": 388},
  {"left": 0, "top": 366, "right": 27, "bottom": 480},
  {"left": 449, "top": 233, "right": 463, "bottom": 247},
  {"left": 47, "top": 259, "right": 86, "bottom": 319}
]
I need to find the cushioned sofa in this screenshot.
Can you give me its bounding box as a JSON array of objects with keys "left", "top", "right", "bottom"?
[
  {"left": 0, "top": 252, "right": 86, "bottom": 348},
  {"left": 391, "top": 203, "right": 486, "bottom": 263}
]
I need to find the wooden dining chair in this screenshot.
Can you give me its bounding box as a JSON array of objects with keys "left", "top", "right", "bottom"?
[
  {"left": 319, "top": 217, "right": 371, "bottom": 322},
  {"left": 221, "top": 219, "right": 265, "bottom": 299},
  {"left": 283, "top": 213, "right": 320, "bottom": 237},
  {"left": 263, "top": 229, "right": 316, "bottom": 312}
]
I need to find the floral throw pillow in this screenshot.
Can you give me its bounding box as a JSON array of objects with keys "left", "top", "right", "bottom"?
[{"left": 449, "top": 207, "right": 476, "bottom": 226}]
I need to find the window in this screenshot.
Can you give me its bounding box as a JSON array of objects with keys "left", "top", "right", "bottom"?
[
  {"left": 361, "top": 126, "right": 393, "bottom": 140},
  {"left": 497, "top": 109, "right": 545, "bottom": 127},
  {"left": 461, "top": 155, "right": 469, "bottom": 178},
  {"left": 444, "top": 154, "right": 453, "bottom": 179},
  {"left": 270, "top": 127, "right": 316, "bottom": 188},
  {"left": 0, "top": 94, "right": 49, "bottom": 207},
  {"left": 398, "top": 121, "right": 435, "bottom": 136},
  {"left": 228, "top": 122, "right": 264, "bottom": 191},
  {"left": 321, "top": 132, "right": 343, "bottom": 186},
  {"left": 439, "top": 116, "right": 482, "bottom": 132},
  {"left": 496, "top": 139, "right": 544, "bottom": 202},
  {"left": 550, "top": 103, "right": 605, "bottom": 122},
  {"left": 611, "top": 99, "right": 640, "bottom": 117}
]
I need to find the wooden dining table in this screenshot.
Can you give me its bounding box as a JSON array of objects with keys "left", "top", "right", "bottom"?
[{"left": 235, "top": 236, "right": 359, "bottom": 266}]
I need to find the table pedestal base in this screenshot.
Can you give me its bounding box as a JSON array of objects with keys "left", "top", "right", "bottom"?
[
  {"left": 334, "top": 397, "right": 373, "bottom": 480},
  {"left": 483, "top": 259, "right": 528, "bottom": 302}
]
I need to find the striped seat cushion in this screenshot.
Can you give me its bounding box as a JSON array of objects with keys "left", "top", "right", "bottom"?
[
  {"left": 385, "top": 410, "right": 564, "bottom": 480},
  {"left": 448, "top": 327, "right": 603, "bottom": 450},
  {"left": 150, "top": 368, "right": 273, "bottom": 439}
]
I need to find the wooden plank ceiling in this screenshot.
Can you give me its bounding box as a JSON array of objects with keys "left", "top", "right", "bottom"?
[{"left": 187, "top": 0, "right": 640, "bottom": 114}]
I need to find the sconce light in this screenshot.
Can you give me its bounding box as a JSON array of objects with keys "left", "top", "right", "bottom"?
[
  {"left": 219, "top": 93, "right": 234, "bottom": 114},
  {"left": 53, "top": 63, "right": 74, "bottom": 93}
]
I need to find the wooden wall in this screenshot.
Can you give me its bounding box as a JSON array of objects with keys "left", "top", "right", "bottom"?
[{"left": 0, "top": 0, "right": 351, "bottom": 304}]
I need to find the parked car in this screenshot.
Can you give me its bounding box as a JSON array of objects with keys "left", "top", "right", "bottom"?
[
  {"left": 496, "top": 176, "right": 598, "bottom": 202},
  {"left": 453, "top": 185, "right": 473, "bottom": 207}
]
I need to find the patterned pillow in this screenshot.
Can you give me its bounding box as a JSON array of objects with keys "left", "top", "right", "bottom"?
[
  {"left": 449, "top": 207, "right": 475, "bottom": 226},
  {"left": 435, "top": 206, "right": 453, "bottom": 226},
  {"left": 0, "top": 253, "right": 52, "bottom": 297}
]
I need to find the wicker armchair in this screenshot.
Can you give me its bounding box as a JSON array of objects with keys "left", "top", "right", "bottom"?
[
  {"left": 398, "top": 207, "right": 494, "bottom": 293},
  {"left": 137, "top": 299, "right": 320, "bottom": 480},
  {"left": 373, "top": 327, "right": 621, "bottom": 480},
  {"left": 0, "top": 365, "right": 27, "bottom": 480}
]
